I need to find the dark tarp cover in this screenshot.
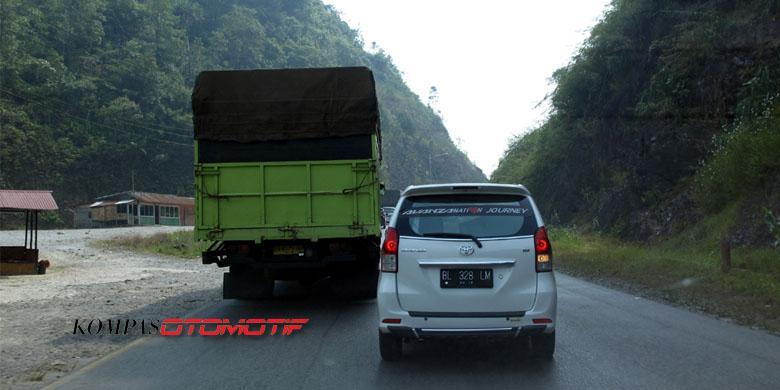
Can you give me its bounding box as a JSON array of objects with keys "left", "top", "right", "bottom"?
[{"left": 192, "top": 67, "right": 379, "bottom": 143}]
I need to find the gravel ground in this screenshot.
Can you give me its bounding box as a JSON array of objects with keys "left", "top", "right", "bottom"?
[{"left": 0, "top": 226, "right": 223, "bottom": 389}]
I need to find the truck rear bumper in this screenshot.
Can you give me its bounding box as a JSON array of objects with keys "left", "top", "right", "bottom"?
[
  {"left": 203, "top": 251, "right": 360, "bottom": 269},
  {"left": 202, "top": 237, "right": 380, "bottom": 270}
]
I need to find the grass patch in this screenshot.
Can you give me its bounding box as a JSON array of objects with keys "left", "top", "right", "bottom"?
[
  {"left": 551, "top": 228, "right": 780, "bottom": 333},
  {"left": 96, "top": 230, "right": 208, "bottom": 259}
]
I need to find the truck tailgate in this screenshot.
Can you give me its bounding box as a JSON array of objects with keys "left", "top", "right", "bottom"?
[{"left": 195, "top": 160, "right": 379, "bottom": 241}]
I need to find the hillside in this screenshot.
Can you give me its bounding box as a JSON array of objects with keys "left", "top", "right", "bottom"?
[
  {"left": 493, "top": 0, "right": 780, "bottom": 246},
  {"left": 0, "top": 0, "right": 485, "bottom": 223}
]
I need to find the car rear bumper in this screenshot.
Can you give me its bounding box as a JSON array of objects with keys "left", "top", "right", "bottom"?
[
  {"left": 377, "top": 272, "right": 557, "bottom": 338},
  {"left": 384, "top": 324, "right": 548, "bottom": 338}
]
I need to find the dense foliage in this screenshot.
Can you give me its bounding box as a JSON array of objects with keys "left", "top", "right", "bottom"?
[
  {"left": 492, "top": 0, "right": 779, "bottom": 243},
  {"left": 0, "top": 0, "right": 484, "bottom": 222}
]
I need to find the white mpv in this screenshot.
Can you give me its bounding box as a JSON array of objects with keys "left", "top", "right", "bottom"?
[{"left": 377, "top": 183, "right": 557, "bottom": 360}]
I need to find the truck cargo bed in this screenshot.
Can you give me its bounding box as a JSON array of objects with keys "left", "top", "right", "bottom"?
[{"left": 195, "top": 158, "right": 380, "bottom": 242}]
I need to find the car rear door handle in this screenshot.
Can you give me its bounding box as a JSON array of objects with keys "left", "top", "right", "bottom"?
[{"left": 417, "top": 259, "right": 516, "bottom": 267}]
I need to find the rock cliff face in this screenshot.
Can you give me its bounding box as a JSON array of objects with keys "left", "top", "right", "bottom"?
[{"left": 492, "top": 0, "right": 780, "bottom": 245}]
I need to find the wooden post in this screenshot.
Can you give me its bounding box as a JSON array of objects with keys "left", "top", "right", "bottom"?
[
  {"left": 24, "top": 210, "right": 29, "bottom": 249},
  {"left": 720, "top": 239, "right": 731, "bottom": 273}
]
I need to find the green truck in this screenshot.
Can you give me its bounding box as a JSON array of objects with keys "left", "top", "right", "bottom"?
[{"left": 192, "top": 67, "right": 382, "bottom": 299}]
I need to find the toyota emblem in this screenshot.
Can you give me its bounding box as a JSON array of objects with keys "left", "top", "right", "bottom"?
[{"left": 459, "top": 244, "right": 475, "bottom": 256}]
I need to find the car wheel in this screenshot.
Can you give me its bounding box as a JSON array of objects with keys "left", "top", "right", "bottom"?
[
  {"left": 378, "top": 331, "right": 402, "bottom": 361},
  {"left": 352, "top": 268, "right": 378, "bottom": 299},
  {"left": 530, "top": 331, "right": 555, "bottom": 359}
]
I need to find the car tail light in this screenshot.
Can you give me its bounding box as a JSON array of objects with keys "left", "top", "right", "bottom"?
[
  {"left": 380, "top": 227, "right": 398, "bottom": 272},
  {"left": 382, "top": 318, "right": 402, "bottom": 324},
  {"left": 535, "top": 226, "right": 552, "bottom": 272},
  {"left": 532, "top": 318, "right": 553, "bottom": 324}
]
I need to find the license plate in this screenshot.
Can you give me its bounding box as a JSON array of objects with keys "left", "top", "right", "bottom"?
[
  {"left": 440, "top": 268, "right": 493, "bottom": 288},
  {"left": 273, "top": 245, "right": 304, "bottom": 256}
]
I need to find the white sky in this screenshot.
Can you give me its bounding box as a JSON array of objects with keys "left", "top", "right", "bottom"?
[{"left": 324, "top": 0, "right": 612, "bottom": 176}]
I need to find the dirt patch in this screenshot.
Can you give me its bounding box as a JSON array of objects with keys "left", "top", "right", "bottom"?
[{"left": 0, "top": 227, "right": 223, "bottom": 389}]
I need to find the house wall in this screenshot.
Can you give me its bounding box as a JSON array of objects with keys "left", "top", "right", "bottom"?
[
  {"left": 138, "top": 203, "right": 155, "bottom": 225},
  {"left": 158, "top": 204, "right": 181, "bottom": 226},
  {"left": 74, "top": 206, "right": 94, "bottom": 228},
  {"left": 181, "top": 205, "right": 195, "bottom": 226},
  {"left": 91, "top": 205, "right": 127, "bottom": 224},
  {"left": 159, "top": 217, "right": 179, "bottom": 226}
]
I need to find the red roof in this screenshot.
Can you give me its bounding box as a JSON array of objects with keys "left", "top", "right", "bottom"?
[
  {"left": 133, "top": 192, "right": 194, "bottom": 206},
  {"left": 0, "top": 190, "right": 58, "bottom": 211}
]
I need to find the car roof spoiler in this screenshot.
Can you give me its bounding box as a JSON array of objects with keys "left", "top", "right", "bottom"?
[{"left": 401, "top": 183, "right": 531, "bottom": 198}]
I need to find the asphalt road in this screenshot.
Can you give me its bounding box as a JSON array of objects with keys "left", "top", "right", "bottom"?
[{"left": 51, "top": 274, "right": 780, "bottom": 389}]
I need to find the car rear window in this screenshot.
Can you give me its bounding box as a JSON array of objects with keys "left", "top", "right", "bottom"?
[{"left": 396, "top": 194, "right": 538, "bottom": 238}]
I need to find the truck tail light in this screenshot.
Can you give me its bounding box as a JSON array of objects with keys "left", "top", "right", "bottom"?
[
  {"left": 380, "top": 227, "right": 398, "bottom": 273},
  {"left": 535, "top": 226, "right": 552, "bottom": 272}
]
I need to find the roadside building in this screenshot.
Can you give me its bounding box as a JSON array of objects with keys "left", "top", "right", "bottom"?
[
  {"left": 88, "top": 191, "right": 194, "bottom": 227},
  {"left": 72, "top": 204, "right": 94, "bottom": 228}
]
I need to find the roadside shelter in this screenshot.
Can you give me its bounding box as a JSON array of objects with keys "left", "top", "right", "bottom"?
[{"left": 0, "top": 190, "right": 58, "bottom": 275}]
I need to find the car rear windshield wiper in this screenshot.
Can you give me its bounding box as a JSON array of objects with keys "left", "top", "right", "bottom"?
[{"left": 421, "top": 232, "right": 483, "bottom": 248}]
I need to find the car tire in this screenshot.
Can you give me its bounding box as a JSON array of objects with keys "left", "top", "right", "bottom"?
[
  {"left": 378, "top": 331, "right": 402, "bottom": 361},
  {"left": 530, "top": 331, "right": 555, "bottom": 359},
  {"left": 353, "top": 268, "right": 378, "bottom": 299}
]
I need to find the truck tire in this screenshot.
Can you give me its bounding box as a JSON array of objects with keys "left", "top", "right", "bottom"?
[
  {"left": 530, "top": 331, "right": 555, "bottom": 359},
  {"left": 223, "top": 269, "right": 275, "bottom": 300},
  {"left": 378, "top": 331, "right": 402, "bottom": 361}
]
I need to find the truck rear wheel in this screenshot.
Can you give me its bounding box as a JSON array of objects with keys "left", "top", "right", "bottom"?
[{"left": 223, "top": 268, "right": 274, "bottom": 300}]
